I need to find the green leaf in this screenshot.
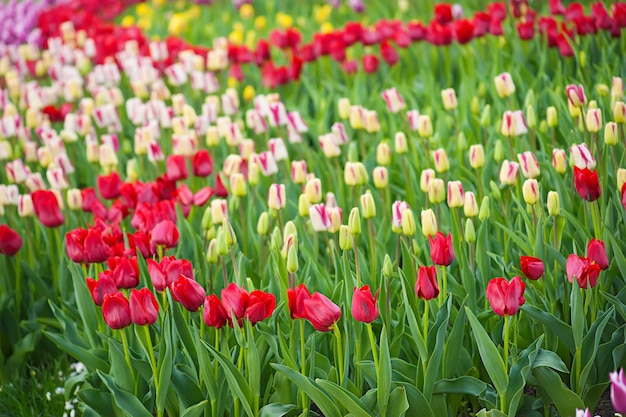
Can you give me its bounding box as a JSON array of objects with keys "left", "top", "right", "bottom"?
[
  {"left": 172, "top": 302, "right": 199, "bottom": 370},
  {"left": 259, "top": 404, "right": 297, "bottom": 417},
  {"left": 378, "top": 326, "right": 392, "bottom": 415},
  {"left": 246, "top": 322, "right": 261, "bottom": 405},
  {"left": 532, "top": 367, "right": 584, "bottom": 417},
  {"left": 443, "top": 299, "right": 467, "bottom": 378},
  {"left": 424, "top": 299, "right": 450, "bottom": 401},
  {"left": 398, "top": 270, "right": 427, "bottom": 360},
  {"left": 78, "top": 388, "right": 117, "bottom": 417},
  {"left": 571, "top": 279, "right": 584, "bottom": 350},
  {"left": 107, "top": 338, "right": 135, "bottom": 393},
  {"left": 316, "top": 380, "right": 372, "bottom": 417},
  {"left": 506, "top": 337, "right": 542, "bottom": 417},
  {"left": 386, "top": 386, "right": 410, "bottom": 417},
  {"left": 271, "top": 364, "right": 342, "bottom": 417},
  {"left": 433, "top": 376, "right": 487, "bottom": 396},
  {"left": 579, "top": 307, "right": 614, "bottom": 391},
  {"left": 97, "top": 370, "right": 153, "bottom": 417},
  {"left": 70, "top": 263, "right": 99, "bottom": 348},
  {"left": 181, "top": 401, "right": 209, "bottom": 417},
  {"left": 520, "top": 305, "right": 575, "bottom": 354},
  {"left": 533, "top": 349, "right": 568, "bottom": 373},
  {"left": 465, "top": 307, "right": 508, "bottom": 395},
  {"left": 494, "top": 222, "right": 532, "bottom": 254},
  {"left": 396, "top": 383, "right": 434, "bottom": 417}
]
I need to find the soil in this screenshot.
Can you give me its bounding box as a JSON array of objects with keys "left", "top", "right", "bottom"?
[{"left": 594, "top": 388, "right": 616, "bottom": 417}]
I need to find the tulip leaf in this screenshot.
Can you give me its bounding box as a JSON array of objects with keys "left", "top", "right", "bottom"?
[
  {"left": 579, "top": 307, "right": 614, "bottom": 392},
  {"left": 316, "top": 379, "right": 371, "bottom": 417},
  {"left": 606, "top": 232, "right": 626, "bottom": 284},
  {"left": 443, "top": 297, "right": 467, "bottom": 378},
  {"left": 378, "top": 326, "right": 392, "bottom": 415},
  {"left": 385, "top": 386, "right": 410, "bottom": 417},
  {"left": 271, "top": 364, "right": 342, "bottom": 417},
  {"left": 396, "top": 383, "right": 435, "bottom": 417},
  {"left": 494, "top": 222, "right": 532, "bottom": 255},
  {"left": 424, "top": 298, "right": 450, "bottom": 401},
  {"left": 203, "top": 341, "right": 255, "bottom": 417},
  {"left": 532, "top": 349, "right": 568, "bottom": 373},
  {"left": 258, "top": 404, "right": 297, "bottom": 417},
  {"left": 520, "top": 304, "right": 574, "bottom": 354},
  {"left": 532, "top": 366, "right": 584, "bottom": 416},
  {"left": 172, "top": 300, "right": 199, "bottom": 370},
  {"left": 506, "top": 336, "right": 542, "bottom": 417},
  {"left": 465, "top": 307, "right": 508, "bottom": 396},
  {"left": 433, "top": 376, "right": 487, "bottom": 396},
  {"left": 180, "top": 400, "right": 208, "bottom": 417},
  {"left": 70, "top": 263, "right": 99, "bottom": 348},
  {"left": 570, "top": 279, "right": 584, "bottom": 350},
  {"left": 398, "top": 270, "right": 428, "bottom": 360},
  {"left": 246, "top": 322, "right": 261, "bottom": 409},
  {"left": 107, "top": 338, "right": 135, "bottom": 394},
  {"left": 97, "top": 370, "right": 153, "bottom": 417},
  {"left": 77, "top": 388, "right": 116, "bottom": 417}
]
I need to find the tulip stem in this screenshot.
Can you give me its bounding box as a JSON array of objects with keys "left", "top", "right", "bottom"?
[
  {"left": 501, "top": 314, "right": 509, "bottom": 413},
  {"left": 120, "top": 328, "right": 132, "bottom": 371},
  {"left": 366, "top": 323, "right": 379, "bottom": 379},
  {"left": 422, "top": 300, "right": 429, "bottom": 346},
  {"left": 368, "top": 220, "right": 377, "bottom": 289},
  {"left": 230, "top": 248, "right": 240, "bottom": 284},
  {"left": 353, "top": 239, "right": 361, "bottom": 288},
  {"left": 142, "top": 325, "right": 161, "bottom": 417},
  {"left": 333, "top": 325, "right": 345, "bottom": 386},
  {"left": 590, "top": 200, "right": 602, "bottom": 240},
  {"left": 299, "top": 319, "right": 308, "bottom": 414},
  {"left": 438, "top": 266, "right": 447, "bottom": 307},
  {"left": 402, "top": 158, "right": 415, "bottom": 207}
]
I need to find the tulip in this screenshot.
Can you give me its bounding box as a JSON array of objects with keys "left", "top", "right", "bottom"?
[
  {"left": 338, "top": 98, "right": 351, "bottom": 120},
  {"left": 547, "top": 106, "right": 558, "bottom": 127},
  {"left": 381, "top": 87, "right": 406, "bottom": 113},
  {"left": 102, "top": 292, "right": 131, "bottom": 329},
  {"left": 587, "top": 239, "right": 608, "bottom": 270},
  {"left": 421, "top": 209, "right": 438, "bottom": 237},
  {"left": 288, "top": 284, "right": 311, "bottom": 319},
  {"left": 327, "top": 208, "right": 343, "bottom": 233},
  {"left": 610, "top": 369, "right": 626, "bottom": 413},
  {"left": 0, "top": 225, "right": 22, "bottom": 256},
  {"left": 97, "top": 172, "right": 122, "bottom": 200},
  {"left": 269, "top": 138, "right": 289, "bottom": 162},
  {"left": 401, "top": 209, "right": 416, "bottom": 236},
  {"left": 415, "top": 266, "right": 439, "bottom": 300},
  {"left": 447, "top": 181, "right": 464, "bottom": 208},
  {"left": 305, "top": 178, "right": 322, "bottom": 204},
  {"left": 499, "top": 160, "right": 520, "bottom": 185},
  {"left": 392, "top": 201, "right": 410, "bottom": 232},
  {"left": 522, "top": 179, "right": 539, "bottom": 205},
  {"left": 432, "top": 148, "right": 450, "bottom": 173},
  {"left": 418, "top": 115, "right": 433, "bottom": 138},
  {"left": 166, "top": 155, "right": 188, "bottom": 181},
  {"left": 547, "top": 191, "right": 560, "bottom": 217},
  {"left": 574, "top": 408, "right": 594, "bottom": 417},
  {"left": 86, "top": 274, "right": 117, "bottom": 306},
  {"left": 170, "top": 275, "right": 206, "bottom": 312},
  {"left": 373, "top": 166, "right": 388, "bottom": 189},
  {"left": 486, "top": 276, "right": 526, "bottom": 316},
  {"left": 463, "top": 192, "right": 478, "bottom": 217},
  {"left": 291, "top": 160, "right": 307, "bottom": 184},
  {"left": 301, "top": 292, "right": 342, "bottom": 331},
  {"left": 615, "top": 102, "right": 626, "bottom": 124},
  {"left": 309, "top": 204, "right": 330, "bottom": 232},
  {"left": 129, "top": 288, "right": 159, "bottom": 325},
  {"left": 360, "top": 192, "right": 376, "bottom": 219},
  {"left": 151, "top": 220, "right": 180, "bottom": 249},
  {"left": 221, "top": 283, "right": 250, "bottom": 324},
  {"left": 32, "top": 190, "right": 64, "bottom": 228},
  {"left": 351, "top": 285, "right": 379, "bottom": 323},
  {"left": 376, "top": 142, "right": 392, "bottom": 166},
  {"left": 268, "top": 184, "right": 286, "bottom": 210},
  {"left": 517, "top": 151, "right": 540, "bottom": 179},
  {"left": 501, "top": 110, "right": 528, "bottom": 137},
  {"left": 520, "top": 256, "right": 544, "bottom": 280},
  {"left": 552, "top": 149, "right": 567, "bottom": 174},
  {"left": 586, "top": 108, "right": 602, "bottom": 133},
  {"left": 349, "top": 208, "right": 361, "bottom": 235},
  {"left": 230, "top": 174, "right": 247, "bottom": 197},
  {"left": 566, "top": 84, "right": 586, "bottom": 107},
  {"left": 441, "top": 88, "right": 458, "bottom": 110},
  {"left": 420, "top": 169, "right": 436, "bottom": 193},
  {"left": 428, "top": 178, "right": 446, "bottom": 204},
  {"left": 84, "top": 228, "right": 111, "bottom": 264},
  {"left": 203, "top": 295, "right": 228, "bottom": 329},
  {"left": 494, "top": 72, "right": 515, "bottom": 98},
  {"left": 429, "top": 232, "right": 455, "bottom": 266},
  {"left": 566, "top": 255, "right": 601, "bottom": 289},
  {"left": 193, "top": 150, "right": 213, "bottom": 177},
  {"left": 245, "top": 291, "right": 276, "bottom": 325},
  {"left": 573, "top": 167, "right": 601, "bottom": 202},
  {"left": 469, "top": 144, "right": 484, "bottom": 169}
]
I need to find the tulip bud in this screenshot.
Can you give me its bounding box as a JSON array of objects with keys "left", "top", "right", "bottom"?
[
  {"left": 349, "top": 208, "right": 361, "bottom": 235},
  {"left": 349, "top": 106, "right": 364, "bottom": 129},
  {"left": 588, "top": 100, "right": 598, "bottom": 110},
  {"left": 418, "top": 115, "right": 433, "bottom": 138},
  {"left": 421, "top": 209, "right": 438, "bottom": 237},
  {"left": 605, "top": 122, "right": 618, "bottom": 146},
  {"left": 248, "top": 159, "right": 260, "bottom": 186},
  {"left": 360, "top": 192, "right": 376, "bottom": 219},
  {"left": 526, "top": 105, "right": 536, "bottom": 129},
  {"left": 494, "top": 72, "right": 515, "bottom": 98},
  {"left": 305, "top": 178, "right": 322, "bottom": 204},
  {"left": 211, "top": 199, "right": 228, "bottom": 224},
  {"left": 268, "top": 184, "right": 286, "bottom": 211},
  {"left": 432, "top": 148, "right": 450, "bottom": 173},
  {"left": 344, "top": 162, "right": 358, "bottom": 186},
  {"left": 18, "top": 195, "right": 34, "bottom": 217},
  {"left": 327, "top": 207, "right": 342, "bottom": 233},
  {"left": 586, "top": 108, "right": 602, "bottom": 133},
  {"left": 566, "top": 84, "right": 586, "bottom": 107},
  {"left": 470, "top": 97, "right": 480, "bottom": 115},
  {"left": 479, "top": 196, "right": 490, "bottom": 220},
  {"left": 373, "top": 166, "right": 388, "bottom": 189},
  {"left": 287, "top": 245, "right": 298, "bottom": 274},
  {"left": 552, "top": 149, "right": 567, "bottom": 174},
  {"left": 291, "top": 160, "right": 307, "bottom": 184},
  {"left": 270, "top": 227, "right": 282, "bottom": 252},
  {"left": 547, "top": 191, "right": 560, "bottom": 217},
  {"left": 522, "top": 179, "right": 539, "bottom": 205},
  {"left": 338, "top": 98, "right": 351, "bottom": 120},
  {"left": 206, "top": 126, "right": 220, "bottom": 147},
  {"left": 230, "top": 173, "right": 247, "bottom": 197},
  {"left": 618, "top": 168, "right": 626, "bottom": 191},
  {"left": 447, "top": 181, "right": 464, "bottom": 208},
  {"left": 401, "top": 209, "right": 416, "bottom": 236},
  {"left": 568, "top": 101, "right": 581, "bottom": 119},
  {"left": 441, "top": 88, "right": 458, "bottom": 110},
  {"left": 480, "top": 105, "right": 491, "bottom": 127},
  {"left": 428, "top": 178, "right": 445, "bottom": 204},
  {"left": 257, "top": 212, "right": 269, "bottom": 235},
  {"left": 615, "top": 102, "right": 626, "bottom": 123},
  {"left": 202, "top": 207, "right": 213, "bottom": 230},
  {"left": 67, "top": 189, "right": 83, "bottom": 211},
  {"left": 490, "top": 181, "right": 501, "bottom": 200},
  {"left": 465, "top": 219, "right": 476, "bottom": 243},
  {"left": 284, "top": 221, "right": 297, "bottom": 242},
  {"left": 394, "top": 132, "right": 408, "bottom": 154},
  {"left": 469, "top": 144, "right": 485, "bottom": 169},
  {"left": 463, "top": 192, "right": 478, "bottom": 217},
  {"left": 376, "top": 142, "right": 392, "bottom": 166},
  {"left": 419, "top": 169, "right": 435, "bottom": 193},
  {"left": 517, "top": 151, "right": 540, "bottom": 179},
  {"left": 494, "top": 140, "right": 504, "bottom": 163},
  {"left": 206, "top": 239, "right": 219, "bottom": 263},
  {"left": 298, "top": 194, "right": 310, "bottom": 217},
  {"left": 222, "top": 219, "right": 237, "bottom": 248},
  {"left": 499, "top": 160, "right": 520, "bottom": 185},
  {"left": 382, "top": 254, "right": 393, "bottom": 278},
  {"left": 547, "top": 106, "right": 558, "bottom": 127},
  {"left": 339, "top": 225, "right": 353, "bottom": 251},
  {"left": 457, "top": 132, "right": 467, "bottom": 151}
]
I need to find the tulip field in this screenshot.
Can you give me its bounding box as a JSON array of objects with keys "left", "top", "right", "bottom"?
[{"left": 4, "top": 0, "right": 626, "bottom": 416}]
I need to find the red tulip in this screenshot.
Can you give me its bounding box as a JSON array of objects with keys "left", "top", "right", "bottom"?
[
  {"left": 170, "top": 275, "right": 206, "bottom": 311},
  {"left": 166, "top": 155, "right": 188, "bottom": 182},
  {"left": 108, "top": 256, "right": 140, "bottom": 289},
  {"left": 351, "top": 285, "right": 379, "bottom": 323},
  {"left": 453, "top": 19, "right": 475, "bottom": 44},
  {"left": 86, "top": 273, "right": 117, "bottom": 306},
  {"left": 84, "top": 228, "right": 111, "bottom": 264},
  {"left": 549, "top": 0, "right": 566, "bottom": 15},
  {"left": 574, "top": 167, "right": 601, "bottom": 202},
  {"left": 415, "top": 266, "right": 439, "bottom": 300},
  {"left": 429, "top": 232, "right": 455, "bottom": 266},
  {"left": 221, "top": 283, "right": 250, "bottom": 324},
  {"left": 192, "top": 150, "right": 213, "bottom": 177},
  {"left": 516, "top": 21, "right": 535, "bottom": 40},
  {"left": 102, "top": 292, "right": 131, "bottom": 329},
  {"left": 519, "top": 256, "right": 544, "bottom": 280},
  {"left": 380, "top": 41, "right": 398, "bottom": 66},
  {"left": 587, "top": 239, "right": 608, "bottom": 270},
  {"left": 151, "top": 220, "right": 179, "bottom": 248},
  {"left": 622, "top": 183, "right": 626, "bottom": 210},
  {"left": 97, "top": 172, "right": 122, "bottom": 200},
  {"left": 31, "top": 190, "right": 64, "bottom": 228},
  {"left": 65, "top": 228, "right": 87, "bottom": 263},
  {"left": 0, "top": 225, "right": 22, "bottom": 256},
  {"left": 566, "top": 255, "right": 601, "bottom": 289},
  {"left": 245, "top": 290, "right": 276, "bottom": 325},
  {"left": 362, "top": 54, "right": 379, "bottom": 74},
  {"left": 288, "top": 283, "right": 311, "bottom": 319},
  {"left": 129, "top": 288, "right": 159, "bottom": 325},
  {"left": 486, "top": 276, "right": 526, "bottom": 316},
  {"left": 434, "top": 3, "right": 453, "bottom": 24},
  {"left": 301, "top": 292, "right": 342, "bottom": 332},
  {"left": 214, "top": 173, "right": 229, "bottom": 198},
  {"left": 81, "top": 188, "right": 99, "bottom": 213},
  {"left": 147, "top": 258, "right": 167, "bottom": 291},
  {"left": 203, "top": 295, "right": 228, "bottom": 329}
]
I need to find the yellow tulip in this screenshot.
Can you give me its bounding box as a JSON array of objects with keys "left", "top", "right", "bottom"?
[
  {"left": 254, "top": 16, "right": 267, "bottom": 31},
  {"left": 228, "top": 30, "right": 243, "bottom": 45},
  {"left": 121, "top": 15, "right": 136, "bottom": 28},
  {"left": 168, "top": 14, "right": 187, "bottom": 37},
  {"left": 240, "top": 4, "right": 254, "bottom": 19},
  {"left": 276, "top": 12, "right": 293, "bottom": 29},
  {"left": 243, "top": 86, "right": 255, "bottom": 103},
  {"left": 136, "top": 3, "right": 153, "bottom": 17},
  {"left": 321, "top": 22, "right": 333, "bottom": 33}
]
